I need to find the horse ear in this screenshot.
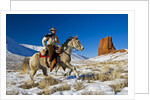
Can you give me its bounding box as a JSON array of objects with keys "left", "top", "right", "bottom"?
[{"left": 75, "top": 35, "right": 78, "bottom": 39}]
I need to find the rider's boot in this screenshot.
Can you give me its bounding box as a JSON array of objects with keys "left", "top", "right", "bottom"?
[{"left": 50, "top": 59, "right": 57, "bottom": 72}]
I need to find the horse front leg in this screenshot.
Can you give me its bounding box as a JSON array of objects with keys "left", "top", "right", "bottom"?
[
  {"left": 54, "top": 64, "right": 60, "bottom": 76},
  {"left": 66, "top": 62, "right": 79, "bottom": 79}
]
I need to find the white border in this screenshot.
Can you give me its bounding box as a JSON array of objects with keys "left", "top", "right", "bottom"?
[{"left": 0, "top": 10, "right": 135, "bottom": 100}]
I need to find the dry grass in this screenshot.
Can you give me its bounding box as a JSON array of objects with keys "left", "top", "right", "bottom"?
[
  {"left": 52, "top": 83, "right": 71, "bottom": 92},
  {"left": 81, "top": 91, "right": 105, "bottom": 95},
  {"left": 41, "top": 89, "right": 52, "bottom": 95},
  {"left": 11, "top": 82, "right": 17, "bottom": 85},
  {"left": 20, "top": 82, "right": 39, "bottom": 89},
  {"left": 109, "top": 79, "right": 128, "bottom": 92},
  {"left": 120, "top": 73, "right": 128, "bottom": 79},
  {"left": 6, "top": 90, "right": 19, "bottom": 95},
  {"left": 18, "top": 75, "right": 25, "bottom": 78},
  {"left": 97, "top": 60, "right": 128, "bottom": 65},
  {"left": 38, "top": 86, "right": 52, "bottom": 95},
  {"left": 38, "top": 83, "right": 71, "bottom": 95},
  {"left": 74, "top": 82, "right": 84, "bottom": 91},
  {"left": 80, "top": 68, "right": 122, "bottom": 82},
  {"left": 92, "top": 68, "right": 101, "bottom": 71},
  {"left": 20, "top": 76, "right": 59, "bottom": 89},
  {"left": 38, "top": 76, "right": 59, "bottom": 89},
  {"left": 35, "top": 73, "right": 43, "bottom": 77},
  {"left": 6, "top": 62, "right": 22, "bottom": 70},
  {"left": 98, "top": 69, "right": 122, "bottom": 82}
]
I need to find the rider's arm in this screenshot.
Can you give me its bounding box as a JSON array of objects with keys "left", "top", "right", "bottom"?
[
  {"left": 42, "top": 37, "right": 47, "bottom": 47},
  {"left": 55, "top": 36, "right": 59, "bottom": 44}
]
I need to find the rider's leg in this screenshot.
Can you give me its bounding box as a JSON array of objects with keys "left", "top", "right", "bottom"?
[
  {"left": 50, "top": 58, "right": 57, "bottom": 72},
  {"left": 47, "top": 45, "right": 54, "bottom": 64}
]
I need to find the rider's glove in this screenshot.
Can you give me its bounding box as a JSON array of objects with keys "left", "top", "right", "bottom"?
[{"left": 44, "top": 46, "right": 47, "bottom": 49}]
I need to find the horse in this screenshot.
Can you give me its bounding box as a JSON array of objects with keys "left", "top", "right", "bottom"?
[{"left": 22, "top": 35, "right": 84, "bottom": 82}]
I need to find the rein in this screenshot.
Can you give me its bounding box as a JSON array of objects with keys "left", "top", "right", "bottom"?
[{"left": 63, "top": 50, "right": 71, "bottom": 57}]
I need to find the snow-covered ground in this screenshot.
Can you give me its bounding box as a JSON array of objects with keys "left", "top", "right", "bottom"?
[
  {"left": 88, "top": 50, "right": 128, "bottom": 62},
  {"left": 6, "top": 36, "right": 128, "bottom": 95}
]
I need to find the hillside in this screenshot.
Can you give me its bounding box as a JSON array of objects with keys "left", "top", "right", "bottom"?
[{"left": 6, "top": 36, "right": 37, "bottom": 57}]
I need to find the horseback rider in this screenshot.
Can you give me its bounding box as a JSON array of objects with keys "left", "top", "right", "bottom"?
[{"left": 42, "top": 27, "right": 59, "bottom": 65}]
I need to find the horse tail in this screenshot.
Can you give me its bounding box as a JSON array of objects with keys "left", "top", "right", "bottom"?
[{"left": 22, "top": 57, "right": 31, "bottom": 74}]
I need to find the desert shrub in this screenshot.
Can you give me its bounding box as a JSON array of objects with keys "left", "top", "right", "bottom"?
[
  {"left": 38, "top": 83, "right": 71, "bottom": 95},
  {"left": 80, "top": 68, "right": 122, "bottom": 82},
  {"left": 52, "top": 83, "right": 71, "bottom": 92},
  {"left": 38, "top": 76, "right": 58, "bottom": 89},
  {"left": 109, "top": 79, "right": 128, "bottom": 92},
  {"left": 6, "top": 90, "right": 19, "bottom": 95},
  {"left": 11, "top": 82, "right": 17, "bottom": 85},
  {"left": 74, "top": 82, "right": 84, "bottom": 91},
  {"left": 20, "top": 82, "right": 39, "bottom": 89},
  {"left": 38, "top": 87, "right": 52, "bottom": 95},
  {"left": 81, "top": 91, "right": 105, "bottom": 95}
]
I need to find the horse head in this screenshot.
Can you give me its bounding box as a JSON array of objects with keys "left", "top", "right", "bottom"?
[{"left": 71, "top": 35, "right": 84, "bottom": 51}]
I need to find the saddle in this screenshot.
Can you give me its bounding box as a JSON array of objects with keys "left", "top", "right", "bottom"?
[{"left": 39, "top": 46, "right": 62, "bottom": 71}]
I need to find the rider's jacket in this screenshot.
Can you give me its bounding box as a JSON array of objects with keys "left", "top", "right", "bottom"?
[{"left": 42, "top": 33, "right": 59, "bottom": 47}]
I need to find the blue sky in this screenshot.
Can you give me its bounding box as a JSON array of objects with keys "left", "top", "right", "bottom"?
[{"left": 6, "top": 14, "right": 128, "bottom": 58}]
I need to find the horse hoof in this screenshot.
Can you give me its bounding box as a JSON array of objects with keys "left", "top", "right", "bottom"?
[{"left": 64, "top": 73, "right": 67, "bottom": 76}]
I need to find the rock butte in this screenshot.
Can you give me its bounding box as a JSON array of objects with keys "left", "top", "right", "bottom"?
[{"left": 98, "top": 36, "right": 126, "bottom": 56}]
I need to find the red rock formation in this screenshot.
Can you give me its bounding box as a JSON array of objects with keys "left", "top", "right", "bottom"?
[
  {"left": 98, "top": 37, "right": 116, "bottom": 56},
  {"left": 116, "top": 49, "right": 126, "bottom": 52}
]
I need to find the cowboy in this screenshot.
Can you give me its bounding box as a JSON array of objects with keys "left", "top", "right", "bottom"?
[{"left": 42, "top": 27, "right": 59, "bottom": 65}]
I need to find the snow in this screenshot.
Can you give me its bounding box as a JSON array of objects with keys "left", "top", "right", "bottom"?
[
  {"left": 71, "top": 53, "right": 88, "bottom": 61},
  {"left": 117, "top": 87, "right": 128, "bottom": 95},
  {"left": 88, "top": 50, "right": 128, "bottom": 62},
  {"left": 6, "top": 36, "right": 128, "bottom": 95}
]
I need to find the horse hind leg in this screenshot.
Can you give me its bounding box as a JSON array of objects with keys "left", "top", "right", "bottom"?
[
  {"left": 30, "top": 69, "right": 37, "bottom": 83},
  {"left": 39, "top": 65, "right": 48, "bottom": 77}
]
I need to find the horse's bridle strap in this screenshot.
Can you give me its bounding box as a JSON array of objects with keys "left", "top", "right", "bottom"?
[{"left": 63, "top": 51, "right": 70, "bottom": 57}]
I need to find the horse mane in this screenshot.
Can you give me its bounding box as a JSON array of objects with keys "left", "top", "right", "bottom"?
[
  {"left": 60, "top": 37, "right": 74, "bottom": 51},
  {"left": 63, "top": 37, "right": 74, "bottom": 47}
]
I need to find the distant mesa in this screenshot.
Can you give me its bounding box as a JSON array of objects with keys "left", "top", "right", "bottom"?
[
  {"left": 98, "top": 36, "right": 116, "bottom": 56},
  {"left": 98, "top": 36, "right": 126, "bottom": 56}
]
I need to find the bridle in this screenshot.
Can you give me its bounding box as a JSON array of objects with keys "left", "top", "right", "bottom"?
[
  {"left": 73, "top": 38, "right": 82, "bottom": 51},
  {"left": 58, "top": 37, "right": 82, "bottom": 56}
]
